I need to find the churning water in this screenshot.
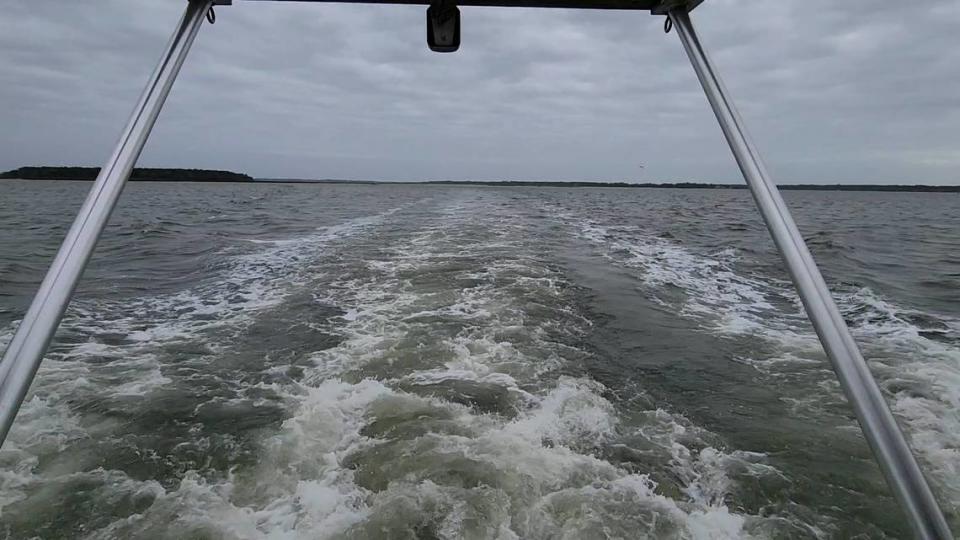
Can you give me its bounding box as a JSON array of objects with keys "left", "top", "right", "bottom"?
[{"left": 0, "top": 180, "right": 958, "bottom": 538}]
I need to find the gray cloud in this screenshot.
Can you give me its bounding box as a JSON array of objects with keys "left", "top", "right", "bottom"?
[{"left": 1, "top": 0, "right": 958, "bottom": 183}]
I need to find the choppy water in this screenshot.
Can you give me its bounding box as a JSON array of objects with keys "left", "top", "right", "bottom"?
[{"left": 0, "top": 180, "right": 958, "bottom": 539}]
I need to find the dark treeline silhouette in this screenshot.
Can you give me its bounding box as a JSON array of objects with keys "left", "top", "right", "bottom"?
[
  {"left": 5, "top": 169, "right": 957, "bottom": 192},
  {"left": 257, "top": 179, "right": 960, "bottom": 191},
  {"left": 418, "top": 181, "right": 960, "bottom": 192},
  {"left": 1, "top": 166, "right": 253, "bottom": 182}
]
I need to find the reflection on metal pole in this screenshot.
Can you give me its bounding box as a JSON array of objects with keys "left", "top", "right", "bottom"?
[
  {"left": 0, "top": 0, "right": 214, "bottom": 448},
  {"left": 667, "top": 8, "right": 952, "bottom": 539}
]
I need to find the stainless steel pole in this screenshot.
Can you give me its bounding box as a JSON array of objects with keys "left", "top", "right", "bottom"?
[
  {"left": 667, "top": 8, "right": 952, "bottom": 539},
  {"left": 0, "top": 0, "right": 213, "bottom": 447}
]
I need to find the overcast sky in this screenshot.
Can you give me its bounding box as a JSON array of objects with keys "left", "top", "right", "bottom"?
[{"left": 1, "top": 0, "right": 958, "bottom": 184}]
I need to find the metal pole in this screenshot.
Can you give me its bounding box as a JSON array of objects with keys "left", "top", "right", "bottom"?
[
  {"left": 0, "top": 0, "right": 213, "bottom": 447},
  {"left": 667, "top": 8, "right": 952, "bottom": 539}
]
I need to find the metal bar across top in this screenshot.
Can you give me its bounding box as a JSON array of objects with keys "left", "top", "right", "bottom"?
[
  {"left": 667, "top": 8, "right": 952, "bottom": 539},
  {"left": 238, "top": 0, "right": 698, "bottom": 10},
  {"left": 0, "top": 0, "right": 214, "bottom": 446}
]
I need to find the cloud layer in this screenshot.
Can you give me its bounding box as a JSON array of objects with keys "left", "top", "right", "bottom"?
[{"left": 1, "top": 0, "right": 958, "bottom": 183}]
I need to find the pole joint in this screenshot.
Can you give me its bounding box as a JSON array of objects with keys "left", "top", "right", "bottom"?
[{"left": 651, "top": 0, "right": 699, "bottom": 16}]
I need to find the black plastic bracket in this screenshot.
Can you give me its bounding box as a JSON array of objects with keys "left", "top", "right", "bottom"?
[
  {"left": 427, "top": 2, "right": 460, "bottom": 53},
  {"left": 650, "top": 0, "right": 700, "bottom": 15}
]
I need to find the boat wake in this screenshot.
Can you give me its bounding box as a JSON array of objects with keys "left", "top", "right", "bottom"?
[
  {"left": 82, "top": 197, "right": 770, "bottom": 538},
  {"left": 558, "top": 208, "right": 960, "bottom": 520},
  {"left": 1, "top": 188, "right": 955, "bottom": 538}
]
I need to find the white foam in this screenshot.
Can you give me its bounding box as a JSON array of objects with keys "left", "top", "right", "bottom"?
[
  {"left": 571, "top": 218, "right": 785, "bottom": 335},
  {"left": 0, "top": 206, "right": 412, "bottom": 523},
  {"left": 557, "top": 208, "right": 960, "bottom": 513},
  {"left": 0, "top": 394, "right": 94, "bottom": 517},
  {"left": 188, "top": 203, "right": 770, "bottom": 538},
  {"left": 833, "top": 288, "right": 960, "bottom": 505},
  {"left": 6, "top": 199, "right": 782, "bottom": 537}
]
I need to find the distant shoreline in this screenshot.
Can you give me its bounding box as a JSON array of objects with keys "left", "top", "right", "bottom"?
[
  {"left": 0, "top": 166, "right": 253, "bottom": 183},
  {"left": 3, "top": 168, "right": 957, "bottom": 192},
  {"left": 256, "top": 179, "right": 960, "bottom": 193}
]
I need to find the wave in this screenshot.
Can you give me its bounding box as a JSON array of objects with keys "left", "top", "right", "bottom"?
[
  {"left": 0, "top": 205, "right": 410, "bottom": 524},
  {"left": 559, "top": 209, "right": 960, "bottom": 517},
  {"left": 76, "top": 200, "right": 787, "bottom": 538}
]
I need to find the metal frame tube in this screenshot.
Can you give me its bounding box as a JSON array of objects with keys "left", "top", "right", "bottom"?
[
  {"left": 668, "top": 9, "right": 952, "bottom": 539},
  {"left": 0, "top": 0, "right": 213, "bottom": 447}
]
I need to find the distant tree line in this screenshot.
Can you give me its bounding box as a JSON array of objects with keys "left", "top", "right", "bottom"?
[
  {"left": 4, "top": 168, "right": 956, "bottom": 191},
  {"left": 421, "top": 180, "right": 960, "bottom": 192},
  {"left": 0, "top": 166, "right": 253, "bottom": 182}
]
